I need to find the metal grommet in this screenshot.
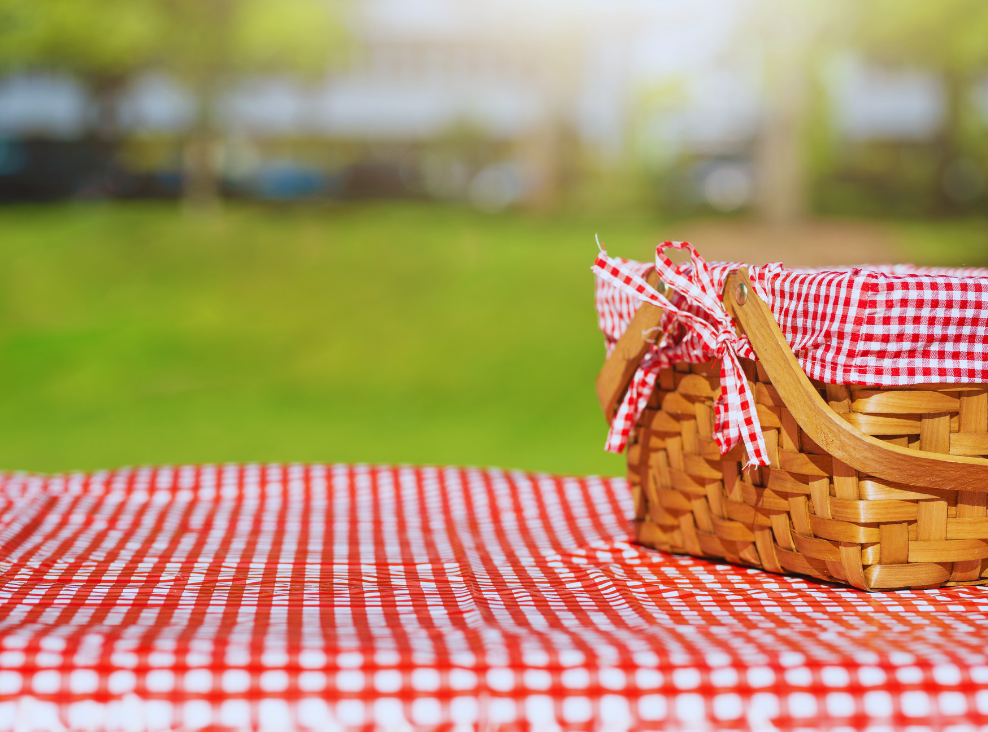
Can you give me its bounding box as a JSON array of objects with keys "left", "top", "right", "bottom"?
[
  {"left": 734, "top": 282, "right": 748, "bottom": 306},
  {"left": 655, "top": 281, "right": 668, "bottom": 298}
]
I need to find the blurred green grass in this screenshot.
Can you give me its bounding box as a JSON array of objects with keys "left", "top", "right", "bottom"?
[
  {"left": 0, "top": 202, "right": 666, "bottom": 475},
  {"left": 0, "top": 202, "right": 983, "bottom": 475}
]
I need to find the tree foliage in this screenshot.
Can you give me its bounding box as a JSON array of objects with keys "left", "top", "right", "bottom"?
[
  {"left": 0, "top": 0, "right": 163, "bottom": 82},
  {"left": 854, "top": 0, "right": 988, "bottom": 75},
  {"left": 155, "top": 0, "right": 346, "bottom": 94},
  {"left": 853, "top": 0, "right": 988, "bottom": 210},
  {"left": 0, "top": 0, "right": 345, "bottom": 86},
  {"left": 0, "top": 0, "right": 346, "bottom": 203}
]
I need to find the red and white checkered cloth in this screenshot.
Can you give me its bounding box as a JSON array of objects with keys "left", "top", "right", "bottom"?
[
  {"left": 2, "top": 463, "right": 988, "bottom": 731},
  {"left": 594, "top": 242, "right": 988, "bottom": 463}
]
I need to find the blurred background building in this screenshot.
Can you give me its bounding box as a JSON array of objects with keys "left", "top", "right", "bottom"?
[{"left": 1, "top": 0, "right": 987, "bottom": 218}]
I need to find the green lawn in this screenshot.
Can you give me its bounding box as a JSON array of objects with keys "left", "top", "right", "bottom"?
[
  {"left": 0, "top": 202, "right": 983, "bottom": 476},
  {"left": 0, "top": 202, "right": 668, "bottom": 475}
]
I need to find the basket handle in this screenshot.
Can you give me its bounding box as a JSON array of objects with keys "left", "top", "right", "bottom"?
[
  {"left": 596, "top": 269, "right": 665, "bottom": 424},
  {"left": 727, "top": 267, "right": 988, "bottom": 491}
]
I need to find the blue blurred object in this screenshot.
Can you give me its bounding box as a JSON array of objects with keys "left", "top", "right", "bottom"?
[
  {"left": 152, "top": 170, "right": 183, "bottom": 195},
  {"left": 248, "top": 161, "right": 330, "bottom": 201}
]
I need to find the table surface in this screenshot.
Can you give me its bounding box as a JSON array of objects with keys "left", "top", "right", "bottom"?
[{"left": 0, "top": 464, "right": 985, "bottom": 731}]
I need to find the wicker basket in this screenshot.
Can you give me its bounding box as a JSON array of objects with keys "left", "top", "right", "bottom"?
[{"left": 598, "top": 267, "right": 988, "bottom": 591}]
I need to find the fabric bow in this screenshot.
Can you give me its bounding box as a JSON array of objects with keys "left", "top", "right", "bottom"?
[{"left": 592, "top": 241, "right": 769, "bottom": 467}]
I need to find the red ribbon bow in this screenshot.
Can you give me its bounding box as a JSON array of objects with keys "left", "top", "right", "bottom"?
[{"left": 592, "top": 241, "right": 769, "bottom": 467}]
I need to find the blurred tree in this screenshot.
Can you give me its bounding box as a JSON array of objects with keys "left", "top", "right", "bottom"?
[
  {"left": 0, "top": 0, "right": 163, "bottom": 137},
  {"left": 853, "top": 0, "right": 988, "bottom": 212},
  {"left": 743, "top": 0, "right": 851, "bottom": 226},
  {"left": 0, "top": 0, "right": 346, "bottom": 207},
  {"left": 157, "top": 0, "right": 346, "bottom": 208}
]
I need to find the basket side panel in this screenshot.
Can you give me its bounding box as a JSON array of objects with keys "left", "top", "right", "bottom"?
[
  {"left": 628, "top": 358, "right": 988, "bottom": 590},
  {"left": 839, "top": 382, "right": 988, "bottom": 589},
  {"left": 631, "top": 360, "right": 764, "bottom": 569}
]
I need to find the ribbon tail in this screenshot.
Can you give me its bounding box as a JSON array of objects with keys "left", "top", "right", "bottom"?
[
  {"left": 592, "top": 256, "right": 674, "bottom": 312},
  {"left": 715, "top": 350, "right": 770, "bottom": 467},
  {"left": 605, "top": 356, "right": 660, "bottom": 454}
]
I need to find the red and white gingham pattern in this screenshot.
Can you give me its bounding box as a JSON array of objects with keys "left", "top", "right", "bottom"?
[
  {"left": 594, "top": 243, "right": 988, "bottom": 463},
  {"left": 750, "top": 263, "right": 988, "bottom": 385},
  {"left": 2, "top": 463, "right": 988, "bottom": 731},
  {"left": 594, "top": 257, "right": 656, "bottom": 358}
]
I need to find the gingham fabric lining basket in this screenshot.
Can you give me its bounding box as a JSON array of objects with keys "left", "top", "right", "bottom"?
[{"left": 594, "top": 243, "right": 988, "bottom": 591}]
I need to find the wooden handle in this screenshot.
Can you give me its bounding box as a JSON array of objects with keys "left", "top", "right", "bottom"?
[
  {"left": 728, "top": 267, "right": 988, "bottom": 491},
  {"left": 596, "top": 270, "right": 665, "bottom": 424}
]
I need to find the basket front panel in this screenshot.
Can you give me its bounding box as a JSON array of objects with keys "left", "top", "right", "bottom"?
[{"left": 627, "top": 360, "right": 988, "bottom": 591}]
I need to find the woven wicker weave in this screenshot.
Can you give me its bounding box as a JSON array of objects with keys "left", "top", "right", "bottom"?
[{"left": 604, "top": 268, "right": 988, "bottom": 591}]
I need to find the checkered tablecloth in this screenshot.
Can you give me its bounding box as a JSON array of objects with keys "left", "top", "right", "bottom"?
[{"left": 1, "top": 464, "right": 988, "bottom": 731}]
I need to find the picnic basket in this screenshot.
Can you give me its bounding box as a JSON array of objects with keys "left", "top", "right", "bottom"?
[{"left": 595, "top": 249, "right": 988, "bottom": 592}]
